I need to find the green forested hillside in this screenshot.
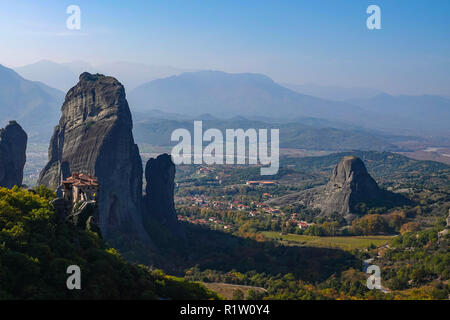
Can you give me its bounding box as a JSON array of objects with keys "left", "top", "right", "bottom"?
[{"left": 0, "top": 186, "right": 218, "bottom": 300}]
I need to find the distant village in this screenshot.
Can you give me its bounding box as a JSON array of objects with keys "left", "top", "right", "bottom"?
[{"left": 176, "top": 183, "right": 314, "bottom": 232}]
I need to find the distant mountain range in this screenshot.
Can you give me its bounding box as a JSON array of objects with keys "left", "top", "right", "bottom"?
[
  {"left": 282, "top": 83, "right": 383, "bottom": 101},
  {"left": 0, "top": 64, "right": 64, "bottom": 141},
  {"left": 2, "top": 62, "right": 449, "bottom": 145},
  {"left": 128, "top": 71, "right": 371, "bottom": 125},
  {"left": 347, "top": 94, "right": 450, "bottom": 132},
  {"left": 94, "top": 62, "right": 193, "bottom": 91},
  {"left": 128, "top": 70, "right": 450, "bottom": 135},
  {"left": 14, "top": 60, "right": 190, "bottom": 92},
  {"left": 133, "top": 116, "right": 401, "bottom": 152},
  {"left": 14, "top": 60, "right": 94, "bottom": 93}
]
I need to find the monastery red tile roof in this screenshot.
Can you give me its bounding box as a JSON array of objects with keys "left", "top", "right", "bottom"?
[{"left": 63, "top": 173, "right": 99, "bottom": 187}]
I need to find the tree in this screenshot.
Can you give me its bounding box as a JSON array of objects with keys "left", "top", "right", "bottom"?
[
  {"left": 351, "top": 214, "right": 387, "bottom": 235},
  {"left": 400, "top": 222, "right": 420, "bottom": 234},
  {"left": 232, "top": 289, "right": 245, "bottom": 300},
  {"left": 246, "top": 289, "right": 265, "bottom": 300}
]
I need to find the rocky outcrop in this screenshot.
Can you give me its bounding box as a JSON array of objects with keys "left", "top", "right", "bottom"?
[
  {"left": 318, "top": 156, "right": 381, "bottom": 217},
  {"left": 0, "top": 121, "right": 27, "bottom": 188},
  {"left": 143, "top": 154, "right": 184, "bottom": 238},
  {"left": 268, "top": 156, "right": 402, "bottom": 221},
  {"left": 38, "top": 73, "right": 148, "bottom": 240},
  {"left": 438, "top": 209, "right": 450, "bottom": 239},
  {"left": 67, "top": 201, "right": 101, "bottom": 235}
]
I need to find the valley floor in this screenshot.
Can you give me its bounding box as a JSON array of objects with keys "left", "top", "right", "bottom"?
[{"left": 261, "top": 232, "right": 395, "bottom": 251}]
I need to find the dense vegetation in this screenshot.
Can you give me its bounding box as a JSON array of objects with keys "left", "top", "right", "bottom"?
[
  {"left": 184, "top": 266, "right": 386, "bottom": 300},
  {"left": 375, "top": 228, "right": 449, "bottom": 298},
  {"left": 182, "top": 228, "right": 449, "bottom": 300},
  {"left": 0, "top": 186, "right": 218, "bottom": 300},
  {"left": 146, "top": 222, "right": 360, "bottom": 282}
]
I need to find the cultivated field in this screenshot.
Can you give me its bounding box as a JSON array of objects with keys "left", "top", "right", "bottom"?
[{"left": 262, "top": 232, "right": 394, "bottom": 251}]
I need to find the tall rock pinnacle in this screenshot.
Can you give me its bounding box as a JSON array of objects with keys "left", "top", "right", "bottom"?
[
  {"left": 267, "top": 155, "right": 400, "bottom": 221},
  {"left": 0, "top": 121, "right": 27, "bottom": 188},
  {"left": 143, "top": 154, "right": 184, "bottom": 238},
  {"left": 320, "top": 156, "right": 381, "bottom": 216},
  {"left": 38, "top": 72, "right": 148, "bottom": 240}
]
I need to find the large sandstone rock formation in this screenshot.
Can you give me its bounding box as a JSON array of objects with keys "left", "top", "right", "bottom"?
[
  {"left": 268, "top": 156, "right": 398, "bottom": 220},
  {"left": 318, "top": 156, "right": 381, "bottom": 216},
  {"left": 0, "top": 121, "right": 27, "bottom": 188},
  {"left": 38, "top": 73, "right": 148, "bottom": 240},
  {"left": 143, "top": 154, "right": 184, "bottom": 238}
]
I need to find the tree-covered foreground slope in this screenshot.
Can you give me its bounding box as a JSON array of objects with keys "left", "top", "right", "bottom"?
[{"left": 0, "top": 186, "right": 219, "bottom": 300}]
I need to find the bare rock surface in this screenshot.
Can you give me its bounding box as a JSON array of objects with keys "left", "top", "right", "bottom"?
[
  {"left": 38, "top": 73, "right": 148, "bottom": 240},
  {"left": 268, "top": 156, "right": 397, "bottom": 220},
  {"left": 144, "top": 153, "right": 184, "bottom": 238},
  {"left": 0, "top": 121, "right": 27, "bottom": 188}
]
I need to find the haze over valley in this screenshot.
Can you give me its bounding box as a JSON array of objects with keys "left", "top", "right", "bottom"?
[{"left": 2, "top": 61, "right": 449, "bottom": 187}]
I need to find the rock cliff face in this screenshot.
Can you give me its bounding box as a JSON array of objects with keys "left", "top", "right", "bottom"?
[
  {"left": 0, "top": 121, "right": 27, "bottom": 188},
  {"left": 143, "top": 154, "right": 184, "bottom": 238},
  {"left": 38, "top": 73, "right": 148, "bottom": 240},
  {"left": 316, "top": 156, "right": 381, "bottom": 217},
  {"left": 268, "top": 156, "right": 392, "bottom": 220}
]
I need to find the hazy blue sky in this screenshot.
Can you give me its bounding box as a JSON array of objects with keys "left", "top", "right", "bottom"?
[{"left": 0, "top": 0, "right": 449, "bottom": 95}]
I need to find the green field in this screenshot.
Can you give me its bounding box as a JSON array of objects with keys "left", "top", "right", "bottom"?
[{"left": 262, "top": 232, "right": 394, "bottom": 251}]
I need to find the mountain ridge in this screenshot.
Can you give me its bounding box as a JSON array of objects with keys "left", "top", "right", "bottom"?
[
  {"left": 14, "top": 60, "right": 190, "bottom": 92},
  {"left": 129, "top": 70, "right": 372, "bottom": 126},
  {"left": 128, "top": 70, "right": 450, "bottom": 135},
  {"left": 0, "top": 64, "right": 64, "bottom": 142}
]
